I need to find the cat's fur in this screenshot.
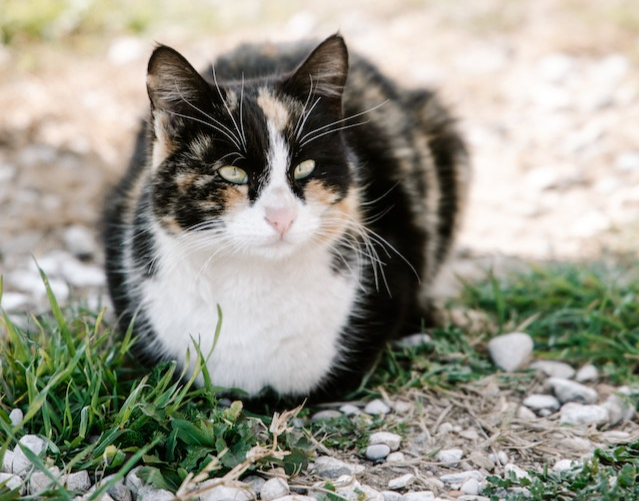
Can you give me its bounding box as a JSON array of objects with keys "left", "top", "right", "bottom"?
[{"left": 103, "top": 34, "right": 469, "bottom": 403}]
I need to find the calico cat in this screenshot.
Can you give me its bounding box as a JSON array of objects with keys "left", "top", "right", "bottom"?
[{"left": 103, "top": 34, "right": 469, "bottom": 403}]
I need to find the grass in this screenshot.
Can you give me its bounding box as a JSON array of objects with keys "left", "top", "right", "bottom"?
[{"left": 0, "top": 260, "right": 638, "bottom": 500}]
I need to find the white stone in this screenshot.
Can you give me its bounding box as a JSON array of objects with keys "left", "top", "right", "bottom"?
[
  {"left": 437, "top": 422, "right": 454, "bottom": 434},
  {"left": 392, "top": 401, "right": 413, "bottom": 414},
  {"left": 137, "top": 486, "right": 174, "bottom": 501},
  {"left": 61, "top": 259, "right": 106, "bottom": 288},
  {"left": 530, "top": 360, "right": 575, "bottom": 379},
  {"left": 365, "top": 444, "right": 391, "bottom": 460},
  {"left": 616, "top": 151, "right": 639, "bottom": 171},
  {"left": 423, "top": 477, "right": 444, "bottom": 490},
  {"left": 394, "top": 333, "right": 432, "bottom": 349},
  {"left": 369, "top": 432, "right": 402, "bottom": 451},
  {"left": 242, "top": 475, "right": 266, "bottom": 492},
  {"left": 364, "top": 399, "right": 391, "bottom": 415},
  {"left": 460, "top": 477, "right": 480, "bottom": 496},
  {"left": 458, "top": 428, "right": 479, "bottom": 440},
  {"left": 260, "top": 477, "right": 289, "bottom": 500},
  {"left": 340, "top": 404, "right": 362, "bottom": 416},
  {"left": 312, "top": 457, "right": 358, "bottom": 479},
  {"left": 504, "top": 463, "right": 530, "bottom": 481},
  {"left": 516, "top": 405, "right": 537, "bottom": 421},
  {"left": 388, "top": 473, "right": 415, "bottom": 490},
  {"left": 487, "top": 332, "right": 533, "bottom": 372},
  {"left": 560, "top": 403, "right": 609, "bottom": 426},
  {"left": 63, "top": 225, "right": 96, "bottom": 258},
  {"left": 0, "top": 473, "right": 25, "bottom": 494},
  {"left": 602, "top": 430, "right": 631, "bottom": 442},
  {"left": 602, "top": 391, "right": 636, "bottom": 425},
  {"left": 488, "top": 451, "right": 509, "bottom": 466},
  {"left": 12, "top": 435, "right": 47, "bottom": 475},
  {"left": 108, "top": 37, "right": 146, "bottom": 65},
  {"left": 124, "top": 467, "right": 144, "bottom": 498},
  {"left": 386, "top": 452, "right": 405, "bottom": 463},
  {"left": 8, "top": 409, "right": 23, "bottom": 427},
  {"left": 101, "top": 475, "right": 131, "bottom": 501},
  {"left": 270, "top": 497, "right": 315, "bottom": 501},
  {"left": 197, "top": 484, "right": 253, "bottom": 501},
  {"left": 575, "top": 364, "right": 599, "bottom": 383},
  {"left": 2, "top": 450, "right": 14, "bottom": 473},
  {"left": 1, "top": 292, "right": 30, "bottom": 311},
  {"left": 402, "top": 491, "right": 435, "bottom": 501},
  {"left": 559, "top": 437, "right": 594, "bottom": 452},
  {"left": 311, "top": 410, "right": 343, "bottom": 421},
  {"left": 436, "top": 448, "right": 464, "bottom": 466},
  {"left": 552, "top": 459, "right": 575, "bottom": 472},
  {"left": 336, "top": 479, "right": 383, "bottom": 501},
  {"left": 382, "top": 491, "right": 404, "bottom": 501},
  {"left": 548, "top": 378, "right": 598, "bottom": 404},
  {"left": 523, "top": 394, "right": 561, "bottom": 412},
  {"left": 64, "top": 471, "right": 91, "bottom": 493},
  {"left": 30, "top": 467, "right": 61, "bottom": 495},
  {"left": 439, "top": 471, "right": 484, "bottom": 484}
]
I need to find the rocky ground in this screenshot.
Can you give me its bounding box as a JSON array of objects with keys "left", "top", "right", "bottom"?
[{"left": 0, "top": 0, "right": 638, "bottom": 499}]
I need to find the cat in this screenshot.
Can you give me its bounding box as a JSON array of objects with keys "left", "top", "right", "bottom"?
[{"left": 103, "top": 34, "right": 469, "bottom": 404}]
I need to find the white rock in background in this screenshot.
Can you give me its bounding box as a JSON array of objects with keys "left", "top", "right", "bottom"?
[
  {"left": 336, "top": 479, "right": 383, "bottom": 501},
  {"left": 394, "top": 333, "right": 432, "bottom": 349},
  {"left": 615, "top": 151, "right": 639, "bottom": 171},
  {"left": 516, "top": 405, "right": 537, "bottom": 421},
  {"left": 29, "top": 467, "right": 61, "bottom": 495},
  {"left": 271, "top": 496, "right": 316, "bottom": 501},
  {"left": 260, "top": 477, "right": 289, "bottom": 501},
  {"left": 340, "top": 404, "right": 362, "bottom": 416},
  {"left": 197, "top": 484, "right": 253, "bottom": 501},
  {"left": 552, "top": 459, "right": 575, "bottom": 472},
  {"left": 560, "top": 403, "right": 609, "bottom": 426},
  {"left": 402, "top": 491, "right": 436, "bottom": 501},
  {"left": 108, "top": 37, "right": 146, "bottom": 65},
  {"left": 386, "top": 452, "right": 405, "bottom": 463},
  {"left": 12, "top": 435, "right": 47, "bottom": 475},
  {"left": 364, "top": 399, "right": 391, "bottom": 415},
  {"left": 0, "top": 473, "right": 25, "bottom": 495},
  {"left": 2, "top": 450, "right": 14, "bottom": 473},
  {"left": 369, "top": 432, "right": 402, "bottom": 451},
  {"left": 124, "top": 467, "right": 144, "bottom": 498},
  {"left": 311, "top": 410, "right": 343, "bottom": 421},
  {"left": 488, "top": 451, "right": 509, "bottom": 466},
  {"left": 530, "top": 360, "right": 576, "bottom": 379},
  {"left": 61, "top": 259, "right": 106, "bottom": 288},
  {"left": 137, "top": 486, "right": 174, "bottom": 501},
  {"left": 575, "top": 364, "right": 599, "bottom": 383},
  {"left": 505, "top": 464, "right": 530, "bottom": 481},
  {"left": 0, "top": 292, "right": 30, "bottom": 311},
  {"left": 436, "top": 448, "right": 464, "bottom": 466},
  {"left": 440, "top": 470, "right": 484, "bottom": 484},
  {"left": 312, "top": 457, "right": 358, "bottom": 479},
  {"left": 382, "top": 490, "right": 404, "bottom": 501},
  {"left": 547, "top": 378, "right": 598, "bottom": 404},
  {"left": 243, "top": 475, "right": 266, "bottom": 492},
  {"left": 523, "top": 394, "right": 561, "bottom": 412},
  {"left": 365, "top": 444, "right": 391, "bottom": 461},
  {"left": 487, "top": 332, "right": 533, "bottom": 372},
  {"left": 9, "top": 409, "right": 23, "bottom": 427},
  {"left": 437, "top": 422, "right": 454, "bottom": 435},
  {"left": 603, "top": 389, "right": 636, "bottom": 425},
  {"left": 460, "top": 477, "right": 480, "bottom": 496},
  {"left": 65, "top": 471, "right": 91, "bottom": 493},
  {"left": 63, "top": 225, "right": 96, "bottom": 258},
  {"left": 388, "top": 473, "right": 415, "bottom": 490}
]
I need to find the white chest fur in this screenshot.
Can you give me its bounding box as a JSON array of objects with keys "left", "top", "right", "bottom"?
[{"left": 140, "top": 233, "right": 358, "bottom": 396}]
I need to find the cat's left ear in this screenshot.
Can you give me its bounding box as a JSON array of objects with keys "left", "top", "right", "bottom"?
[{"left": 281, "top": 34, "right": 349, "bottom": 113}]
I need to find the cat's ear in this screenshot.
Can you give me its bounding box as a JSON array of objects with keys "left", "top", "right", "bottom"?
[
  {"left": 281, "top": 34, "right": 349, "bottom": 112},
  {"left": 146, "top": 45, "right": 215, "bottom": 167}
]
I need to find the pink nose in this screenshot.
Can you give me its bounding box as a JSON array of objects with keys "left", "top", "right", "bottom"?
[{"left": 265, "top": 206, "right": 296, "bottom": 235}]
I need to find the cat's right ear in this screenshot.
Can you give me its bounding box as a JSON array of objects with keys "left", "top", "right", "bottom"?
[{"left": 146, "top": 46, "right": 212, "bottom": 167}]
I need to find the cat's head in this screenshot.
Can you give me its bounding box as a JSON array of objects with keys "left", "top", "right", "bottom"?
[{"left": 145, "top": 34, "right": 359, "bottom": 261}]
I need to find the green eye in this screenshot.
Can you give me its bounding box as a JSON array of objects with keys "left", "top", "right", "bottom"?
[
  {"left": 293, "top": 159, "right": 316, "bottom": 180},
  {"left": 218, "top": 166, "right": 248, "bottom": 185}
]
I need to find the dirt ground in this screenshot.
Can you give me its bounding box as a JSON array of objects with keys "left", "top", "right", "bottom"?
[{"left": 0, "top": 0, "right": 637, "bottom": 494}]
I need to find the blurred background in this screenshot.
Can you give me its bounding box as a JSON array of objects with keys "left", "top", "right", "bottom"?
[{"left": 0, "top": 0, "right": 637, "bottom": 310}]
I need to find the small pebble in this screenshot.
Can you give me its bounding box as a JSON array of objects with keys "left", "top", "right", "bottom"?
[
  {"left": 504, "top": 464, "right": 530, "bottom": 481},
  {"left": 386, "top": 452, "right": 405, "bottom": 463},
  {"left": 388, "top": 473, "right": 415, "bottom": 490},
  {"left": 365, "top": 444, "right": 391, "bottom": 461},
  {"left": 382, "top": 491, "right": 404, "bottom": 501},
  {"left": 30, "top": 467, "right": 60, "bottom": 495},
  {"left": 260, "top": 477, "right": 290, "bottom": 501},
  {"left": 272, "top": 497, "right": 316, "bottom": 501},
  {"left": 516, "top": 405, "right": 537, "bottom": 421},
  {"left": 0, "top": 473, "right": 25, "bottom": 495},
  {"left": 402, "top": 491, "right": 436, "bottom": 501},
  {"left": 488, "top": 451, "right": 509, "bottom": 466},
  {"left": 560, "top": 402, "right": 610, "bottom": 426},
  {"left": 8, "top": 409, "right": 23, "bottom": 427},
  {"left": 340, "top": 404, "right": 362, "bottom": 416},
  {"left": 392, "top": 401, "right": 413, "bottom": 414},
  {"left": 369, "top": 431, "right": 402, "bottom": 451},
  {"left": 575, "top": 364, "right": 599, "bottom": 383},
  {"left": 312, "top": 457, "right": 358, "bottom": 479},
  {"left": 198, "top": 485, "right": 253, "bottom": 501},
  {"left": 436, "top": 448, "right": 464, "bottom": 466},
  {"left": 63, "top": 225, "right": 96, "bottom": 258},
  {"left": 364, "top": 399, "right": 391, "bottom": 415},
  {"left": 487, "top": 332, "right": 533, "bottom": 372},
  {"left": 460, "top": 477, "right": 480, "bottom": 496},
  {"left": 65, "top": 471, "right": 91, "bottom": 493},
  {"left": 124, "top": 467, "right": 144, "bottom": 498},
  {"left": 530, "top": 360, "right": 576, "bottom": 379},
  {"left": 2, "top": 450, "right": 14, "bottom": 473},
  {"left": 12, "top": 435, "right": 47, "bottom": 475},
  {"left": 437, "top": 423, "right": 454, "bottom": 434},
  {"left": 602, "top": 390, "right": 636, "bottom": 425},
  {"left": 552, "top": 459, "right": 575, "bottom": 472},
  {"left": 243, "top": 475, "right": 267, "bottom": 491},
  {"left": 394, "top": 333, "right": 432, "bottom": 349},
  {"left": 311, "top": 410, "right": 343, "bottom": 421},
  {"left": 440, "top": 471, "right": 484, "bottom": 484},
  {"left": 138, "top": 486, "right": 174, "bottom": 501},
  {"left": 458, "top": 428, "right": 479, "bottom": 440},
  {"left": 523, "top": 394, "right": 561, "bottom": 412},
  {"left": 547, "top": 378, "right": 598, "bottom": 404}
]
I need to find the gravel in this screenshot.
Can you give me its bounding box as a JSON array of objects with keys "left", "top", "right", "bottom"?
[
  {"left": 487, "top": 332, "right": 533, "bottom": 372},
  {"left": 547, "top": 378, "right": 599, "bottom": 404}
]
